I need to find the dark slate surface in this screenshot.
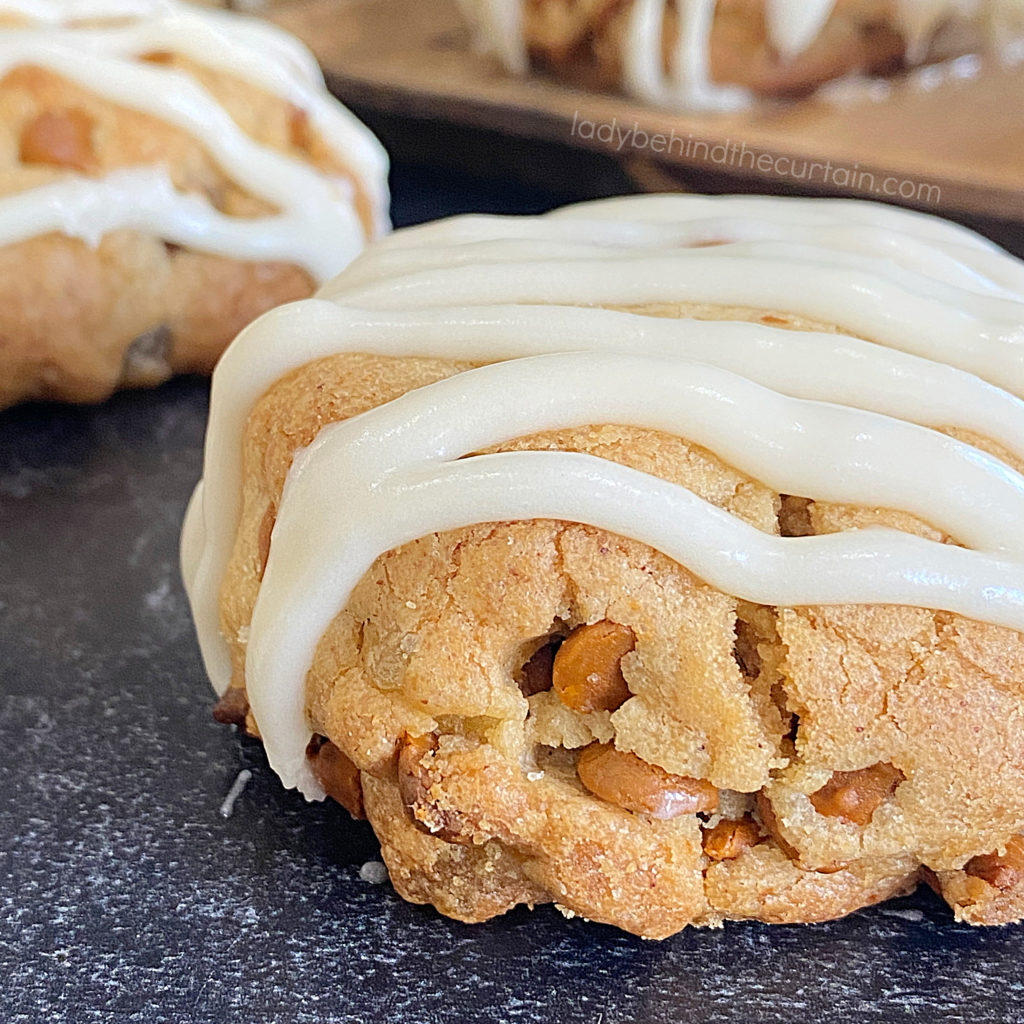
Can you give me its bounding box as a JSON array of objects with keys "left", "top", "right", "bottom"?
[{"left": 2, "top": 167, "right": 1023, "bottom": 1024}]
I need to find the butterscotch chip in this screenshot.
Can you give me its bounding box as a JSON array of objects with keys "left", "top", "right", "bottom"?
[
  {"left": 965, "top": 835, "right": 1024, "bottom": 892},
  {"left": 309, "top": 736, "right": 365, "bottom": 819},
  {"left": 396, "top": 733, "right": 464, "bottom": 841},
  {"left": 703, "top": 817, "right": 763, "bottom": 862},
  {"left": 755, "top": 791, "right": 800, "bottom": 861},
  {"left": 577, "top": 743, "right": 718, "bottom": 819},
  {"left": 397, "top": 733, "right": 437, "bottom": 808},
  {"left": 212, "top": 686, "right": 249, "bottom": 729},
  {"left": 552, "top": 620, "right": 635, "bottom": 713},
  {"left": 288, "top": 103, "right": 314, "bottom": 153},
  {"left": 19, "top": 109, "right": 95, "bottom": 172},
  {"left": 810, "top": 764, "right": 905, "bottom": 827},
  {"left": 516, "top": 640, "right": 557, "bottom": 697}
]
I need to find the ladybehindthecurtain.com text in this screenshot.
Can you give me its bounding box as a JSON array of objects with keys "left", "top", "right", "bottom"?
[{"left": 570, "top": 112, "right": 942, "bottom": 205}]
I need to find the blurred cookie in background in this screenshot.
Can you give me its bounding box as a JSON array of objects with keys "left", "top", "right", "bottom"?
[
  {"left": 0, "top": 0, "right": 389, "bottom": 409},
  {"left": 455, "top": 0, "right": 1024, "bottom": 111}
]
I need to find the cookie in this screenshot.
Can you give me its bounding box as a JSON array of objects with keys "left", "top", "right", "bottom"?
[
  {"left": 455, "top": 0, "right": 1024, "bottom": 110},
  {"left": 0, "top": 0, "right": 388, "bottom": 408},
  {"left": 183, "top": 193, "right": 1024, "bottom": 937}
]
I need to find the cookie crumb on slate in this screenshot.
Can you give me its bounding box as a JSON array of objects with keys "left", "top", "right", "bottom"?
[
  {"left": 219, "top": 769, "right": 252, "bottom": 819},
  {"left": 359, "top": 861, "right": 389, "bottom": 885}
]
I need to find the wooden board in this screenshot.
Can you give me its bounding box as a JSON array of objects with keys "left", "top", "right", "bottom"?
[{"left": 274, "top": 0, "right": 1024, "bottom": 221}]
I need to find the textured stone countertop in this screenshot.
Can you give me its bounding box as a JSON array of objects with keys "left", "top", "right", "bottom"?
[{"left": 2, "top": 168, "right": 1022, "bottom": 1023}]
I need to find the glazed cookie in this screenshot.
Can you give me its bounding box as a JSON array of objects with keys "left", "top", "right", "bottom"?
[
  {"left": 183, "top": 193, "right": 1024, "bottom": 937},
  {"left": 455, "top": 0, "right": 1024, "bottom": 110},
  {"left": 0, "top": 0, "right": 388, "bottom": 408}
]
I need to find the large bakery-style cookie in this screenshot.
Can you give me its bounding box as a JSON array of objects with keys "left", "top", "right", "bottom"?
[
  {"left": 183, "top": 193, "right": 1024, "bottom": 938},
  {"left": 455, "top": 0, "right": 1024, "bottom": 110},
  {"left": 0, "top": 0, "right": 388, "bottom": 408}
]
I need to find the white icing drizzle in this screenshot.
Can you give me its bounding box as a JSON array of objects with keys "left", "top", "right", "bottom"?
[
  {"left": 765, "top": 0, "right": 838, "bottom": 61},
  {"left": 459, "top": 0, "right": 1023, "bottom": 110},
  {"left": 328, "top": 213, "right": 1024, "bottom": 301},
  {"left": 0, "top": 0, "right": 388, "bottom": 280},
  {"left": 623, "top": 0, "right": 751, "bottom": 112},
  {"left": 180, "top": 194, "right": 1024, "bottom": 798},
  {"left": 454, "top": 0, "right": 527, "bottom": 74},
  {"left": 898, "top": 0, "right": 982, "bottom": 62},
  {"left": 324, "top": 251, "right": 1024, "bottom": 397}
]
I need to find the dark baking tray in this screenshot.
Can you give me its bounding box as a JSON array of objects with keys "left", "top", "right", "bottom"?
[{"left": 2, "top": 165, "right": 1023, "bottom": 1024}]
